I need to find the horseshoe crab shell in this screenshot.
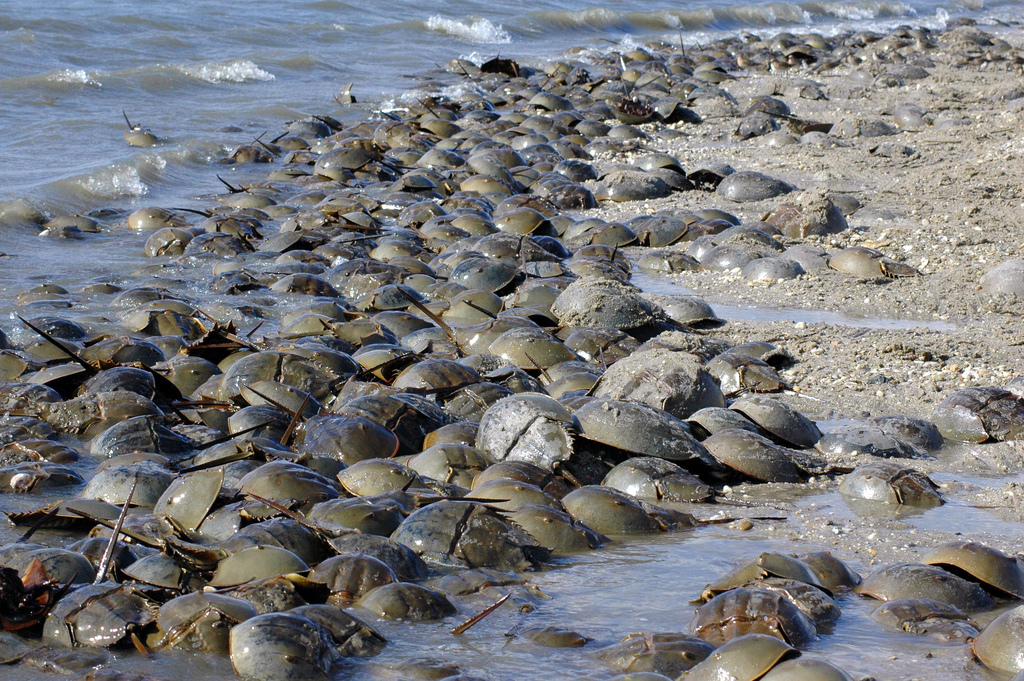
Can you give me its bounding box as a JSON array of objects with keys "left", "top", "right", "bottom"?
[
  {"left": 573, "top": 398, "right": 715, "bottom": 466},
  {"left": 229, "top": 611, "right": 340, "bottom": 681},
  {"left": 973, "top": 604, "right": 1024, "bottom": 674},
  {"left": 932, "top": 386, "right": 1024, "bottom": 443},
  {"left": 682, "top": 633, "right": 798, "bottom": 681},
  {"left": 922, "top": 541, "right": 1024, "bottom": 599},
  {"left": 855, "top": 563, "right": 995, "bottom": 611},
  {"left": 475, "top": 393, "right": 577, "bottom": 472}
]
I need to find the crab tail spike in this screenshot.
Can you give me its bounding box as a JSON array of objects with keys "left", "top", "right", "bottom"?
[
  {"left": 17, "top": 315, "right": 98, "bottom": 374},
  {"left": 281, "top": 392, "right": 312, "bottom": 447},
  {"left": 94, "top": 474, "right": 138, "bottom": 585}
]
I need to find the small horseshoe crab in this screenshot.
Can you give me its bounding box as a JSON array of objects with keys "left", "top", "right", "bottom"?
[
  {"left": 573, "top": 398, "right": 718, "bottom": 472},
  {"left": 602, "top": 457, "right": 715, "bottom": 503},
  {"left": 700, "top": 552, "right": 827, "bottom": 602},
  {"left": 702, "top": 429, "right": 832, "bottom": 484},
  {"left": 707, "top": 352, "right": 789, "bottom": 396},
  {"left": 356, "top": 582, "right": 457, "bottom": 621},
  {"left": 148, "top": 591, "right": 257, "bottom": 653},
  {"left": 729, "top": 395, "right": 821, "bottom": 449},
  {"left": 560, "top": 486, "right": 697, "bottom": 535},
  {"left": 827, "top": 246, "right": 919, "bottom": 278},
  {"left": 592, "top": 347, "right": 725, "bottom": 420},
  {"left": 229, "top": 608, "right": 381, "bottom": 681},
  {"left": 816, "top": 422, "right": 926, "bottom": 461}
]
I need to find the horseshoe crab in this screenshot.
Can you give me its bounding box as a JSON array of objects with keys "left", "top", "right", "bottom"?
[
  {"left": 504, "top": 504, "right": 606, "bottom": 553},
  {"left": 356, "top": 583, "right": 456, "bottom": 621},
  {"left": 693, "top": 587, "right": 817, "bottom": 647},
  {"left": 327, "top": 534, "right": 428, "bottom": 582},
  {"left": 470, "top": 479, "right": 559, "bottom": 511},
  {"left": 43, "top": 583, "right": 157, "bottom": 648},
  {"left": 42, "top": 392, "right": 162, "bottom": 438},
  {"left": 973, "top": 603, "right": 1024, "bottom": 674},
  {"left": 716, "top": 171, "right": 793, "bottom": 202},
  {"left": 149, "top": 592, "right": 257, "bottom": 653},
  {"left": 308, "top": 555, "right": 397, "bottom": 604},
  {"left": 406, "top": 443, "right": 494, "bottom": 488},
  {"left": 701, "top": 552, "right": 827, "bottom": 602},
  {"left": 729, "top": 395, "right": 821, "bottom": 449},
  {"left": 702, "top": 429, "right": 824, "bottom": 483},
  {"left": 595, "top": 632, "right": 714, "bottom": 676},
  {"left": 760, "top": 658, "right": 855, "bottom": 681},
  {"left": 550, "top": 277, "right": 661, "bottom": 332},
  {"left": 828, "top": 246, "right": 919, "bottom": 278},
  {"left": 870, "top": 598, "right": 978, "bottom": 641},
  {"left": 561, "top": 486, "right": 696, "bottom": 535},
  {"left": 922, "top": 540, "right": 1024, "bottom": 599},
  {"left": 229, "top": 612, "right": 340, "bottom": 681},
  {"left": 839, "top": 461, "right": 943, "bottom": 507},
  {"left": 336, "top": 393, "right": 450, "bottom": 456},
  {"left": 593, "top": 348, "right": 725, "bottom": 420},
  {"left": 306, "top": 496, "right": 404, "bottom": 537},
  {"left": 337, "top": 459, "right": 419, "bottom": 497},
  {"left": 573, "top": 398, "right": 717, "bottom": 469},
  {"left": 816, "top": 423, "right": 925, "bottom": 461},
  {"left": 683, "top": 634, "right": 798, "bottom": 681},
  {"left": 707, "top": 352, "right": 788, "bottom": 396},
  {"left": 475, "top": 393, "right": 577, "bottom": 472},
  {"left": 390, "top": 500, "right": 548, "bottom": 570},
  {"left": 798, "top": 551, "right": 862, "bottom": 591},
  {"left": 90, "top": 415, "right": 195, "bottom": 459},
  {"left": 298, "top": 415, "right": 399, "bottom": 465},
  {"left": 932, "top": 386, "right": 1024, "bottom": 443},
  {"left": 855, "top": 563, "right": 995, "bottom": 611},
  {"left": 602, "top": 457, "right": 714, "bottom": 503}
]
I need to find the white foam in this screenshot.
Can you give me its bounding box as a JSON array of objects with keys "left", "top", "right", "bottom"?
[
  {"left": 176, "top": 60, "right": 275, "bottom": 84},
  {"left": 77, "top": 166, "right": 148, "bottom": 199},
  {"left": 425, "top": 16, "right": 511, "bottom": 44},
  {"left": 46, "top": 69, "right": 101, "bottom": 86}
]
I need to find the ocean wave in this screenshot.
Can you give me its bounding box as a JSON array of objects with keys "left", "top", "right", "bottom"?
[
  {"left": 72, "top": 153, "right": 168, "bottom": 201},
  {"left": 525, "top": 0, "right": 915, "bottom": 34},
  {"left": 174, "top": 60, "right": 275, "bottom": 84},
  {"left": 45, "top": 68, "right": 102, "bottom": 87},
  {"left": 425, "top": 15, "right": 512, "bottom": 44},
  {"left": 77, "top": 166, "right": 148, "bottom": 200}
]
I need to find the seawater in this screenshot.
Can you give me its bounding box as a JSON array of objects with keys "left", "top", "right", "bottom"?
[{"left": 2, "top": 0, "right": 1022, "bottom": 221}]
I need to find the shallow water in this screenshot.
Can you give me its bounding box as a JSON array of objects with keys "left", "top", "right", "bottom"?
[
  {"left": 3, "top": 0, "right": 1024, "bottom": 220},
  {"left": 0, "top": 522, "right": 1010, "bottom": 681},
  {"left": 634, "top": 272, "right": 958, "bottom": 331}
]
